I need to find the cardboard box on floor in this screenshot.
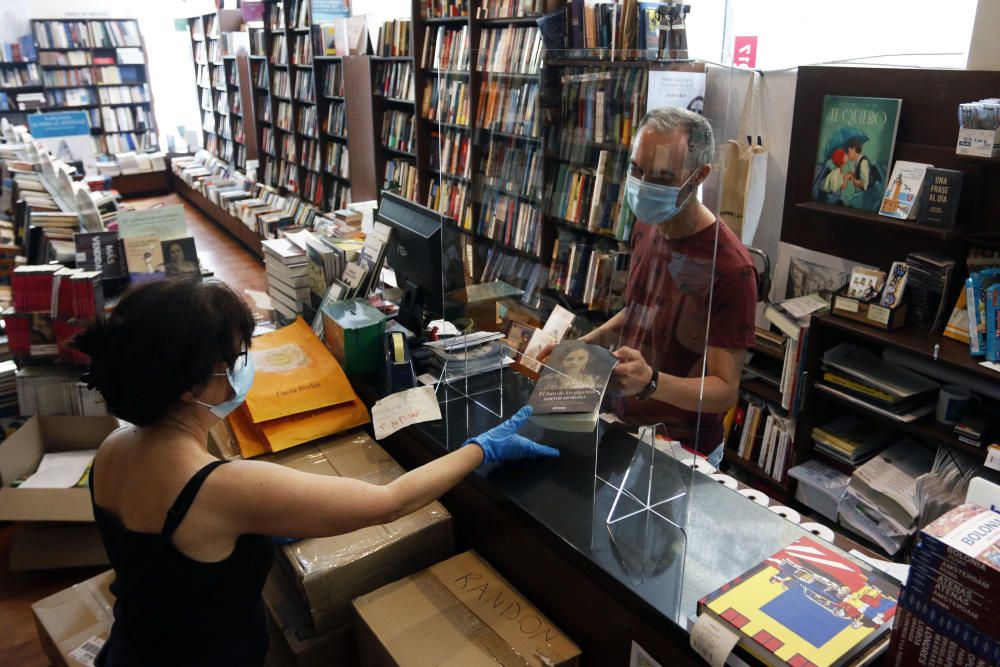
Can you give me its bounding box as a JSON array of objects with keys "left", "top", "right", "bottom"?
[
  {"left": 0, "top": 416, "right": 119, "bottom": 569},
  {"left": 263, "top": 566, "right": 357, "bottom": 667},
  {"left": 32, "top": 569, "right": 115, "bottom": 667},
  {"left": 353, "top": 550, "right": 582, "bottom": 667},
  {"left": 262, "top": 429, "right": 454, "bottom": 634}
]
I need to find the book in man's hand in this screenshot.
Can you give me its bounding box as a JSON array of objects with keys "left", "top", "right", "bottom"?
[{"left": 528, "top": 341, "right": 616, "bottom": 433}]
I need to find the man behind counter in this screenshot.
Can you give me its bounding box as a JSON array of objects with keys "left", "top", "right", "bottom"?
[{"left": 545, "top": 107, "right": 757, "bottom": 467}]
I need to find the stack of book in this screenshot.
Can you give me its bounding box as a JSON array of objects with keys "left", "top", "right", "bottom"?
[
  {"left": 0, "top": 359, "right": 17, "bottom": 417},
  {"left": 375, "top": 20, "right": 411, "bottom": 58},
  {"left": 263, "top": 237, "right": 308, "bottom": 320},
  {"left": 15, "top": 366, "right": 106, "bottom": 416},
  {"left": 698, "top": 535, "right": 899, "bottom": 667},
  {"left": 888, "top": 503, "right": 1000, "bottom": 665},
  {"left": 425, "top": 333, "right": 508, "bottom": 382},
  {"left": 818, "top": 343, "right": 939, "bottom": 423},
  {"left": 905, "top": 253, "right": 955, "bottom": 332},
  {"left": 811, "top": 414, "right": 895, "bottom": 466}
]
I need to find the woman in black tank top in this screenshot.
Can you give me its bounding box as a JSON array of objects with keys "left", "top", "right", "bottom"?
[{"left": 75, "top": 278, "right": 558, "bottom": 666}]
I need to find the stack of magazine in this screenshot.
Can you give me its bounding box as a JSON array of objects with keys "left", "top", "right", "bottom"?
[
  {"left": 424, "top": 332, "right": 509, "bottom": 383},
  {"left": 817, "top": 343, "right": 939, "bottom": 423},
  {"left": 811, "top": 414, "right": 895, "bottom": 466},
  {"left": 839, "top": 439, "right": 934, "bottom": 555}
]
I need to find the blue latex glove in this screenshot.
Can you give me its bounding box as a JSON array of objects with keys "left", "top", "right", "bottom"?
[{"left": 464, "top": 406, "right": 560, "bottom": 464}]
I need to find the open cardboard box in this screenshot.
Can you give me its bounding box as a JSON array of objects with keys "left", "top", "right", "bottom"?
[
  {"left": 0, "top": 416, "right": 120, "bottom": 522},
  {"left": 0, "top": 416, "right": 119, "bottom": 569},
  {"left": 262, "top": 430, "right": 454, "bottom": 634},
  {"left": 32, "top": 569, "right": 115, "bottom": 667}
]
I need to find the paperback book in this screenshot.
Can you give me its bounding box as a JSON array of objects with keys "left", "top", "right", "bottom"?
[{"left": 527, "top": 341, "right": 616, "bottom": 432}]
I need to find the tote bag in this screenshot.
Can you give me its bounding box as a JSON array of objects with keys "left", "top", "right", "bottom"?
[{"left": 719, "top": 71, "right": 768, "bottom": 245}]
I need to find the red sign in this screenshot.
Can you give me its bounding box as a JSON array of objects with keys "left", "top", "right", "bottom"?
[{"left": 734, "top": 36, "right": 758, "bottom": 69}]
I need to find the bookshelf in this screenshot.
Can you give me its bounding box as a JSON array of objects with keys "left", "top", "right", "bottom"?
[
  {"left": 32, "top": 18, "right": 158, "bottom": 155},
  {"left": 0, "top": 44, "right": 45, "bottom": 124},
  {"left": 372, "top": 19, "right": 419, "bottom": 205}
]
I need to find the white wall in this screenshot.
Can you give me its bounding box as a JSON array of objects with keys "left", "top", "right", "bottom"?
[
  {"left": 967, "top": 0, "right": 1000, "bottom": 70},
  {"left": 0, "top": 0, "right": 213, "bottom": 146},
  {"left": 350, "top": 0, "right": 411, "bottom": 47}
]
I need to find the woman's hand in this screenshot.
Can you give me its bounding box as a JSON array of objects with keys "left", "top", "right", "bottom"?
[
  {"left": 611, "top": 346, "right": 654, "bottom": 397},
  {"left": 465, "top": 406, "right": 559, "bottom": 464}
]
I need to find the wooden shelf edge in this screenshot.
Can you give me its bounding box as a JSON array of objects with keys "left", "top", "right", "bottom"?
[{"left": 794, "top": 201, "right": 964, "bottom": 239}]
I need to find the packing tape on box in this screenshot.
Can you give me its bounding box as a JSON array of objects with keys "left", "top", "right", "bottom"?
[
  {"left": 800, "top": 521, "right": 836, "bottom": 543},
  {"left": 738, "top": 488, "right": 770, "bottom": 507},
  {"left": 767, "top": 505, "right": 801, "bottom": 524},
  {"left": 709, "top": 473, "right": 738, "bottom": 490}
]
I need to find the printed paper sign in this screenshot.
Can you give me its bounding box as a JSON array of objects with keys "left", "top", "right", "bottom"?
[
  {"left": 117, "top": 205, "right": 188, "bottom": 240},
  {"left": 734, "top": 36, "right": 758, "bottom": 69},
  {"left": 690, "top": 613, "right": 740, "bottom": 667}
]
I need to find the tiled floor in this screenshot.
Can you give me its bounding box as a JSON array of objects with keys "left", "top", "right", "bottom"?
[{"left": 0, "top": 191, "right": 268, "bottom": 666}]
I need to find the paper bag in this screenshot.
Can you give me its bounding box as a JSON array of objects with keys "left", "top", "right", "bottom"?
[{"left": 719, "top": 71, "right": 768, "bottom": 245}]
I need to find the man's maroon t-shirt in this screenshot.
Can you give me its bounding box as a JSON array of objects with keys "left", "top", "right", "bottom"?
[{"left": 615, "top": 217, "right": 756, "bottom": 453}]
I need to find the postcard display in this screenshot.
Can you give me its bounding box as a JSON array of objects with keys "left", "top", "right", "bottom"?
[{"left": 425, "top": 45, "right": 745, "bottom": 607}]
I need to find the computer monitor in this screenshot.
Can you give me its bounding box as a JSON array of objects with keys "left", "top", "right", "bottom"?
[{"left": 378, "top": 192, "right": 464, "bottom": 332}]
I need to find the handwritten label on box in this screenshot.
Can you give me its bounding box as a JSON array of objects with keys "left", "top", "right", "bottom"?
[{"left": 372, "top": 385, "right": 442, "bottom": 440}]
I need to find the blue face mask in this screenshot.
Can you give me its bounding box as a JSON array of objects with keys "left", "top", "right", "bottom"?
[
  {"left": 625, "top": 172, "right": 695, "bottom": 226},
  {"left": 195, "top": 353, "right": 255, "bottom": 419}
]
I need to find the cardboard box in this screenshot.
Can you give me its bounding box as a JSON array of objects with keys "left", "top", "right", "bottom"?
[
  {"left": 32, "top": 570, "right": 115, "bottom": 667},
  {"left": 263, "top": 430, "right": 454, "bottom": 634},
  {"left": 956, "top": 127, "right": 1000, "bottom": 158},
  {"left": 353, "top": 551, "right": 581, "bottom": 667},
  {"left": 263, "top": 567, "right": 357, "bottom": 667},
  {"left": 0, "top": 415, "right": 120, "bottom": 522}
]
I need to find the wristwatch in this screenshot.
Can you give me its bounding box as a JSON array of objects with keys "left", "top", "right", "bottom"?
[{"left": 636, "top": 365, "right": 658, "bottom": 401}]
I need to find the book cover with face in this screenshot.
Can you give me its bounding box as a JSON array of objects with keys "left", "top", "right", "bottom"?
[{"left": 528, "top": 341, "right": 617, "bottom": 415}]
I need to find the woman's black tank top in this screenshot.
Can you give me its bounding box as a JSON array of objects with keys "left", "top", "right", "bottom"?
[{"left": 90, "top": 459, "right": 274, "bottom": 666}]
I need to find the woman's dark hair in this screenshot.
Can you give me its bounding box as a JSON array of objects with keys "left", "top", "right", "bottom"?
[
  {"left": 546, "top": 339, "right": 590, "bottom": 368},
  {"left": 74, "top": 278, "right": 255, "bottom": 426}
]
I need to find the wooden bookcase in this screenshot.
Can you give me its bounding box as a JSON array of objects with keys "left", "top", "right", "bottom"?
[
  {"left": 0, "top": 49, "right": 45, "bottom": 124},
  {"left": 31, "top": 18, "right": 158, "bottom": 155},
  {"left": 744, "top": 66, "right": 1000, "bottom": 510}
]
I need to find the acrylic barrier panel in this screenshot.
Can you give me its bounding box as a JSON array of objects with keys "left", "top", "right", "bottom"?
[{"left": 421, "top": 43, "right": 772, "bottom": 615}]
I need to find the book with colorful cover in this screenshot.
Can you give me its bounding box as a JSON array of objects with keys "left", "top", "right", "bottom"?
[
  {"left": 698, "top": 536, "right": 899, "bottom": 667},
  {"left": 812, "top": 96, "right": 902, "bottom": 212}
]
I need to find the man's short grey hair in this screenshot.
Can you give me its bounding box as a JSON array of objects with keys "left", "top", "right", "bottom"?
[{"left": 635, "top": 107, "right": 715, "bottom": 169}]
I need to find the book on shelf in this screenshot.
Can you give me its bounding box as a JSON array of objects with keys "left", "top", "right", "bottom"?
[
  {"left": 477, "top": 192, "right": 541, "bottom": 256},
  {"left": 426, "top": 178, "right": 470, "bottom": 228},
  {"left": 322, "top": 62, "right": 344, "bottom": 97},
  {"left": 375, "top": 61, "right": 413, "bottom": 100},
  {"left": 476, "top": 78, "right": 539, "bottom": 137},
  {"left": 429, "top": 127, "right": 469, "bottom": 178},
  {"left": 915, "top": 168, "right": 963, "bottom": 230},
  {"left": 376, "top": 19, "right": 411, "bottom": 58},
  {"left": 811, "top": 414, "right": 895, "bottom": 466},
  {"left": 476, "top": 26, "right": 542, "bottom": 75},
  {"left": 821, "top": 343, "right": 939, "bottom": 406},
  {"left": 423, "top": 0, "right": 469, "bottom": 18},
  {"left": 383, "top": 159, "right": 418, "bottom": 201},
  {"left": 294, "top": 68, "right": 315, "bottom": 103},
  {"left": 479, "top": 137, "right": 542, "bottom": 200},
  {"left": 381, "top": 110, "right": 415, "bottom": 153},
  {"left": 421, "top": 25, "right": 469, "bottom": 72},
  {"left": 421, "top": 77, "right": 469, "bottom": 125},
  {"left": 697, "top": 536, "right": 899, "bottom": 667},
  {"left": 527, "top": 342, "right": 616, "bottom": 433},
  {"left": 811, "top": 95, "right": 902, "bottom": 213},
  {"left": 878, "top": 160, "right": 931, "bottom": 221},
  {"left": 325, "top": 142, "right": 349, "bottom": 178},
  {"left": 292, "top": 33, "right": 313, "bottom": 66}
]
